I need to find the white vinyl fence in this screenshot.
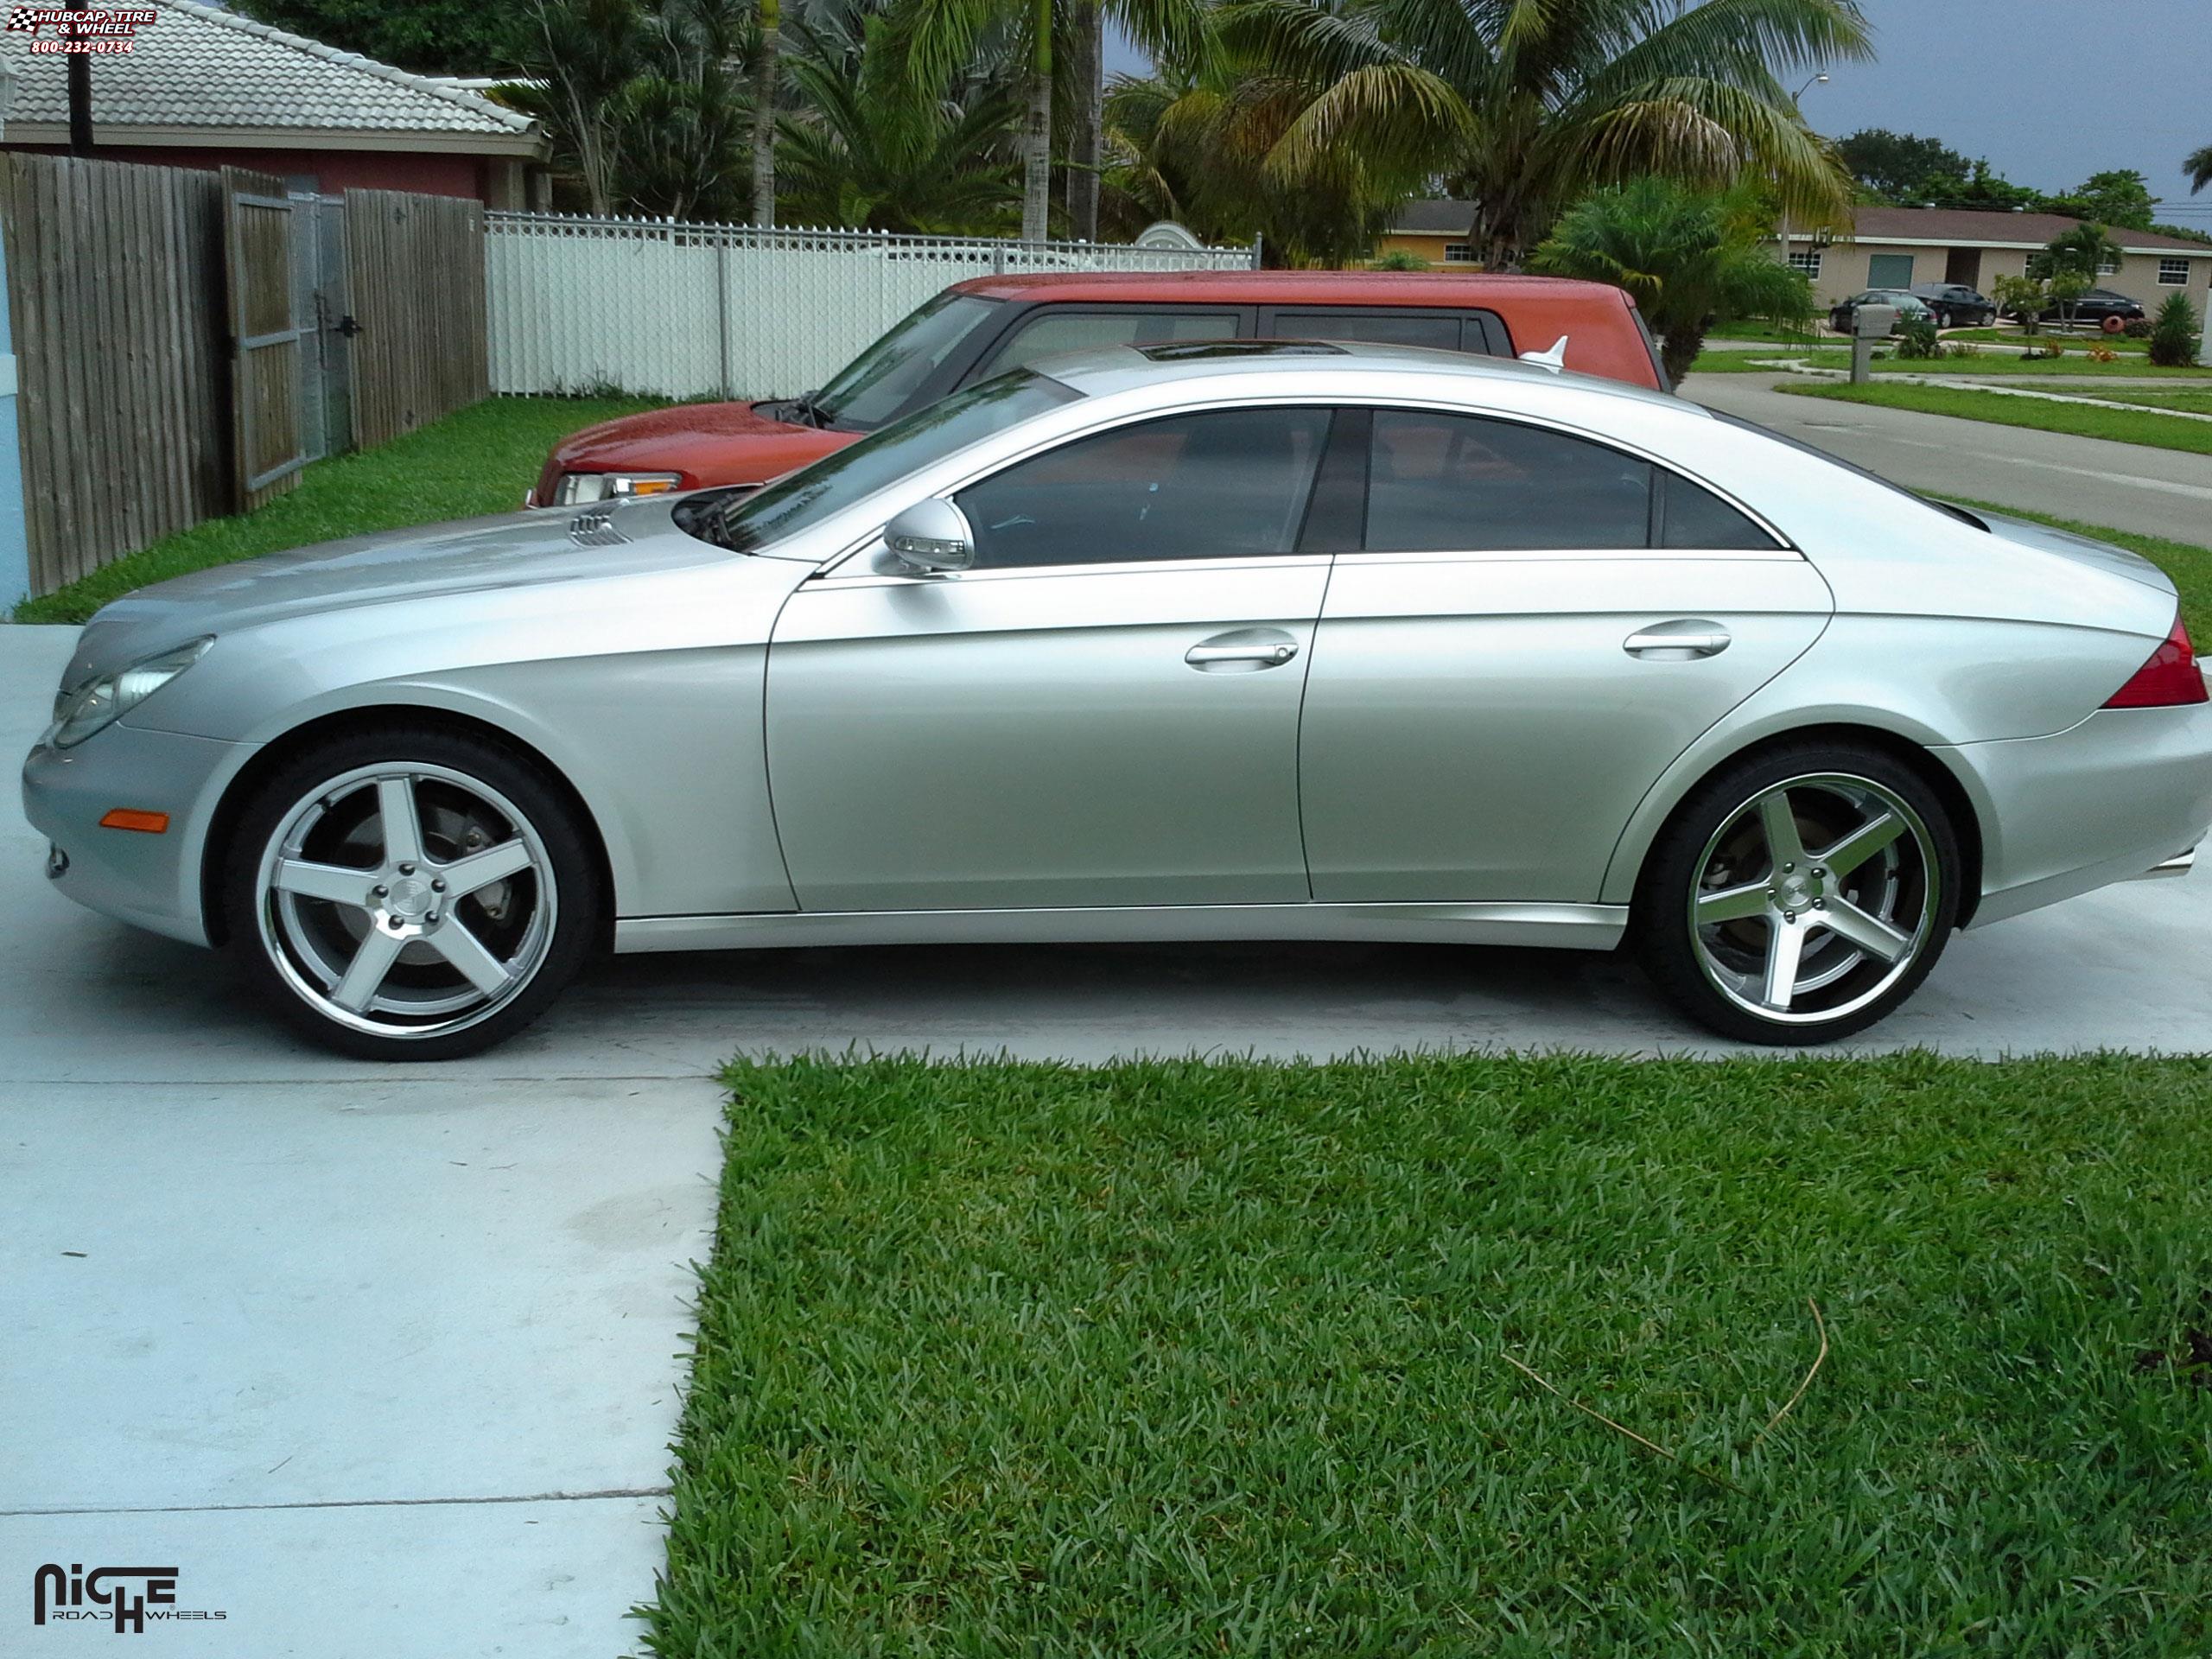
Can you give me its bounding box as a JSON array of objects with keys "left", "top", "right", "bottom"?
[{"left": 486, "top": 213, "right": 1258, "bottom": 399}]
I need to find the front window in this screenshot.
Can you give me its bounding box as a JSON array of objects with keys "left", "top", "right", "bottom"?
[
  {"left": 1442, "top": 243, "right": 1476, "bottom": 264},
  {"left": 2159, "top": 257, "right": 2190, "bottom": 286},
  {"left": 690, "top": 371, "right": 1079, "bottom": 553},
  {"left": 1786, "top": 248, "right": 1822, "bottom": 277},
  {"left": 811, "top": 292, "right": 1002, "bottom": 431}
]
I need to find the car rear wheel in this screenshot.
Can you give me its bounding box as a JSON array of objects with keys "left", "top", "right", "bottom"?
[
  {"left": 223, "top": 726, "right": 601, "bottom": 1060},
  {"left": 1634, "top": 743, "right": 1961, "bottom": 1044}
]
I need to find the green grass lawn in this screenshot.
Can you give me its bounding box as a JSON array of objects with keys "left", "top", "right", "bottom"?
[
  {"left": 12, "top": 394, "right": 668, "bottom": 626},
  {"left": 1936, "top": 498, "right": 2212, "bottom": 640},
  {"left": 2095, "top": 390, "right": 2212, "bottom": 417},
  {"left": 1942, "top": 327, "right": 2154, "bottom": 353},
  {"left": 1777, "top": 379, "right": 2212, "bottom": 456},
  {"left": 1701, "top": 321, "right": 1834, "bottom": 346},
  {"left": 1687, "top": 349, "right": 2212, "bottom": 379},
  {"left": 649, "top": 1052, "right": 2212, "bottom": 1656}
]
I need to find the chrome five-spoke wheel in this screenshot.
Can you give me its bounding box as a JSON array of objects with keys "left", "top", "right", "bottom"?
[
  {"left": 1637, "top": 747, "right": 1961, "bottom": 1044},
  {"left": 1689, "top": 774, "right": 1938, "bottom": 1025},
  {"left": 227, "top": 729, "right": 599, "bottom": 1058}
]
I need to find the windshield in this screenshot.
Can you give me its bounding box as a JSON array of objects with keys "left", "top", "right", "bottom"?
[
  {"left": 700, "top": 370, "right": 1081, "bottom": 553},
  {"left": 813, "top": 292, "right": 1002, "bottom": 430}
]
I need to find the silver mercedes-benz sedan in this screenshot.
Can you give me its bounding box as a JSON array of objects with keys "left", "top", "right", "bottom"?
[{"left": 22, "top": 341, "right": 2212, "bottom": 1058}]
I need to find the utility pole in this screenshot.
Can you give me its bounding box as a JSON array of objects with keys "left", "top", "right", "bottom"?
[{"left": 66, "top": 0, "right": 95, "bottom": 155}]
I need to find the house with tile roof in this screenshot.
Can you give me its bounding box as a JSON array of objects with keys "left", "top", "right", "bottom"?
[
  {"left": 1769, "top": 207, "right": 2212, "bottom": 316},
  {"left": 0, "top": 0, "right": 547, "bottom": 207}
]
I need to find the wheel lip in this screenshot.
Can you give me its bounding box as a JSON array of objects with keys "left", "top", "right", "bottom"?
[
  {"left": 252, "top": 760, "right": 560, "bottom": 1043},
  {"left": 1685, "top": 769, "right": 1942, "bottom": 1029}
]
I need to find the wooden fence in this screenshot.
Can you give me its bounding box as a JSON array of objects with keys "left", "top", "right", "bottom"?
[
  {"left": 0, "top": 154, "right": 490, "bottom": 600},
  {"left": 346, "top": 190, "right": 488, "bottom": 449},
  {"left": 0, "top": 154, "right": 231, "bottom": 598}
]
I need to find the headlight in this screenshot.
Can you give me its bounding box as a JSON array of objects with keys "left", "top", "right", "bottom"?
[
  {"left": 46, "top": 637, "right": 214, "bottom": 749},
  {"left": 553, "top": 471, "right": 683, "bottom": 505}
]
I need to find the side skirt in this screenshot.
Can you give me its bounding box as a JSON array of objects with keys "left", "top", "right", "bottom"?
[{"left": 613, "top": 901, "right": 1629, "bottom": 955}]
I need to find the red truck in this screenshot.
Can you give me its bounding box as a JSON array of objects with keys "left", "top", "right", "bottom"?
[{"left": 527, "top": 270, "right": 1669, "bottom": 507}]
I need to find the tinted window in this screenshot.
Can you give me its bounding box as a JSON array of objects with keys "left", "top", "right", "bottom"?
[
  {"left": 814, "top": 292, "right": 1001, "bottom": 430},
  {"left": 981, "top": 310, "right": 1239, "bottom": 374},
  {"left": 698, "top": 372, "right": 1079, "bottom": 552},
  {"left": 1658, "top": 473, "right": 1780, "bottom": 550},
  {"left": 956, "top": 408, "right": 1330, "bottom": 569},
  {"left": 1268, "top": 311, "right": 1464, "bottom": 352},
  {"left": 1363, "top": 410, "right": 1653, "bottom": 552}
]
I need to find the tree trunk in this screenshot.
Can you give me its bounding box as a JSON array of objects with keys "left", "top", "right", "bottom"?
[
  {"left": 751, "top": 0, "right": 779, "bottom": 227},
  {"left": 1659, "top": 321, "right": 1706, "bottom": 385},
  {"left": 1065, "top": 0, "right": 1101, "bottom": 241},
  {"left": 1021, "top": 0, "right": 1052, "bottom": 243},
  {"left": 66, "top": 0, "right": 93, "bottom": 155}
]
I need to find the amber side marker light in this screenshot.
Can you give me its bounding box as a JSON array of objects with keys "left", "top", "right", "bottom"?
[
  {"left": 2103, "top": 616, "right": 2209, "bottom": 709},
  {"left": 99, "top": 808, "right": 170, "bottom": 834}
]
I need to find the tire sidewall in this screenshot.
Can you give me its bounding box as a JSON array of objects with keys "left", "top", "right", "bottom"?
[
  {"left": 222, "top": 726, "right": 601, "bottom": 1061},
  {"left": 1633, "top": 742, "right": 1963, "bottom": 1045}
]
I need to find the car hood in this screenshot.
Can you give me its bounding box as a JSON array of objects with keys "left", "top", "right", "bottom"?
[
  {"left": 62, "top": 497, "right": 726, "bottom": 692},
  {"left": 546, "top": 400, "right": 860, "bottom": 493}
]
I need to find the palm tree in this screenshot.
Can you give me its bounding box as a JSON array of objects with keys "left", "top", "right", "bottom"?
[
  {"left": 2188, "top": 143, "right": 2212, "bottom": 195},
  {"left": 1100, "top": 67, "right": 1395, "bottom": 264},
  {"left": 749, "top": 0, "right": 781, "bottom": 224},
  {"left": 1213, "top": 0, "right": 1872, "bottom": 269},
  {"left": 1529, "top": 176, "right": 1812, "bottom": 379},
  {"left": 778, "top": 16, "right": 1023, "bottom": 229},
  {"left": 901, "top": 0, "right": 1208, "bottom": 242}
]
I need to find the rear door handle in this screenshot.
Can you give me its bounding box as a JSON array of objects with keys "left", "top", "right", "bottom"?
[
  {"left": 1624, "top": 620, "right": 1731, "bottom": 658},
  {"left": 1185, "top": 628, "right": 1300, "bottom": 671}
]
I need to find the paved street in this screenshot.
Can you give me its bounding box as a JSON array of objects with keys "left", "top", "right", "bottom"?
[{"left": 1682, "top": 371, "right": 2212, "bottom": 544}]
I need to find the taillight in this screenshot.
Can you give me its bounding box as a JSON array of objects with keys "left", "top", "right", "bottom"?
[{"left": 2103, "top": 615, "right": 2209, "bottom": 709}]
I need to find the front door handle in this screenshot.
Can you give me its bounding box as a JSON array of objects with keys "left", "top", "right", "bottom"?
[
  {"left": 1624, "top": 620, "right": 1731, "bottom": 659},
  {"left": 1185, "top": 629, "right": 1300, "bottom": 671}
]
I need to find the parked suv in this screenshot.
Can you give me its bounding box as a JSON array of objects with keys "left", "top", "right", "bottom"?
[
  {"left": 1826, "top": 289, "right": 1936, "bottom": 335},
  {"left": 526, "top": 270, "right": 1669, "bottom": 505},
  {"left": 2035, "top": 287, "right": 2146, "bottom": 330},
  {"left": 1909, "top": 282, "right": 1998, "bottom": 327}
]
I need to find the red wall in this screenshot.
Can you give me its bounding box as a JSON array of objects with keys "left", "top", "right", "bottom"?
[{"left": 5, "top": 142, "right": 495, "bottom": 201}]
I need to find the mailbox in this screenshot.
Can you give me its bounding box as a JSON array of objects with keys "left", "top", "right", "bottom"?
[{"left": 1853, "top": 303, "right": 1899, "bottom": 339}]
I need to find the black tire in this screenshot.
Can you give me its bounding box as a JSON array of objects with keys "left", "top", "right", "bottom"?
[
  {"left": 220, "top": 723, "right": 601, "bottom": 1061},
  {"left": 1935, "top": 308, "right": 1953, "bottom": 328},
  {"left": 1632, "top": 740, "right": 1962, "bottom": 1045}
]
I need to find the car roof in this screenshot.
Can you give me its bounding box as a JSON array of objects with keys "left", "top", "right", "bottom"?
[
  {"left": 947, "top": 269, "right": 1636, "bottom": 308},
  {"left": 1031, "top": 337, "right": 1695, "bottom": 416}
]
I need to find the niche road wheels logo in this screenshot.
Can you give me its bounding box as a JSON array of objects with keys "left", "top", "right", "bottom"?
[
  {"left": 31, "top": 1564, "right": 226, "bottom": 1633},
  {"left": 4, "top": 6, "right": 156, "bottom": 54}
]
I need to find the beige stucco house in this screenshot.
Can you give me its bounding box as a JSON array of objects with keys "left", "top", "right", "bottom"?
[
  {"left": 1370, "top": 200, "right": 1482, "bottom": 267},
  {"left": 1775, "top": 207, "right": 2212, "bottom": 315}
]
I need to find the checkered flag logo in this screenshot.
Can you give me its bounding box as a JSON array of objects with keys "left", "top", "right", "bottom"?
[{"left": 5, "top": 7, "right": 43, "bottom": 30}]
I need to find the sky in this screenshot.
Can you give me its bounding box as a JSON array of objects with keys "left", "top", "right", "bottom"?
[{"left": 1104, "top": 0, "right": 2212, "bottom": 227}]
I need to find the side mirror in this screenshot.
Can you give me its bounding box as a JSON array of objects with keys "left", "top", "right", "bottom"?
[{"left": 882, "top": 499, "right": 975, "bottom": 575}]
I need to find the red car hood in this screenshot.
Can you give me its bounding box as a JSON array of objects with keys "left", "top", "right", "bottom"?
[{"left": 531, "top": 401, "right": 859, "bottom": 504}]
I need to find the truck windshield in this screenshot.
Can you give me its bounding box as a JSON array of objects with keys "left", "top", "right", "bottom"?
[
  {"left": 695, "top": 370, "right": 1080, "bottom": 554},
  {"left": 813, "top": 293, "right": 1002, "bottom": 430}
]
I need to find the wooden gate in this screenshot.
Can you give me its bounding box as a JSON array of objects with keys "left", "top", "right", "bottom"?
[
  {"left": 222, "top": 166, "right": 304, "bottom": 510},
  {"left": 346, "top": 190, "right": 488, "bottom": 449}
]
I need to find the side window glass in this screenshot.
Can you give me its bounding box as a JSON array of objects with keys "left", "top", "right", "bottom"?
[
  {"left": 954, "top": 408, "right": 1331, "bottom": 570},
  {"left": 1362, "top": 410, "right": 1653, "bottom": 552},
  {"left": 1268, "top": 311, "right": 1461, "bottom": 352},
  {"left": 1659, "top": 473, "right": 1781, "bottom": 550},
  {"left": 982, "top": 312, "right": 1236, "bottom": 375}
]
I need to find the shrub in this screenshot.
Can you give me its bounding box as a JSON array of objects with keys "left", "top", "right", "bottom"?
[
  {"left": 2148, "top": 292, "right": 2202, "bottom": 367},
  {"left": 1894, "top": 315, "right": 1942, "bottom": 358},
  {"left": 2123, "top": 316, "right": 2154, "bottom": 339},
  {"left": 1370, "top": 249, "right": 1430, "bottom": 270},
  {"left": 2087, "top": 341, "right": 2117, "bottom": 363}
]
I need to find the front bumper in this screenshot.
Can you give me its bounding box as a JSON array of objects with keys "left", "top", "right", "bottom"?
[
  {"left": 1942, "top": 701, "right": 2212, "bottom": 928},
  {"left": 22, "top": 721, "right": 256, "bottom": 948}
]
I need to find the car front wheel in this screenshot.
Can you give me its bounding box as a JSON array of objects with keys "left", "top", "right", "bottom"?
[
  {"left": 223, "top": 725, "right": 601, "bottom": 1060},
  {"left": 1634, "top": 743, "right": 1961, "bottom": 1044}
]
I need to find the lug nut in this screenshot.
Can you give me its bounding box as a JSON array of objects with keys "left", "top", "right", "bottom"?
[
  {"left": 430, "top": 878, "right": 446, "bottom": 893},
  {"left": 397, "top": 861, "right": 416, "bottom": 876},
  {"left": 372, "top": 884, "right": 388, "bottom": 898},
  {"left": 1813, "top": 867, "right": 1827, "bottom": 879},
  {"left": 387, "top": 915, "right": 404, "bottom": 931},
  {"left": 425, "top": 910, "right": 440, "bottom": 925},
  {"left": 1783, "top": 910, "right": 1796, "bottom": 923},
  {"left": 1783, "top": 861, "right": 1796, "bottom": 874},
  {"left": 1815, "top": 898, "right": 1827, "bottom": 910}
]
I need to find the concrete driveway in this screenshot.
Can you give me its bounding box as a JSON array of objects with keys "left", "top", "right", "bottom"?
[
  {"left": 4, "top": 589, "right": 2209, "bottom": 1653},
  {"left": 1682, "top": 372, "right": 2212, "bottom": 545}
]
